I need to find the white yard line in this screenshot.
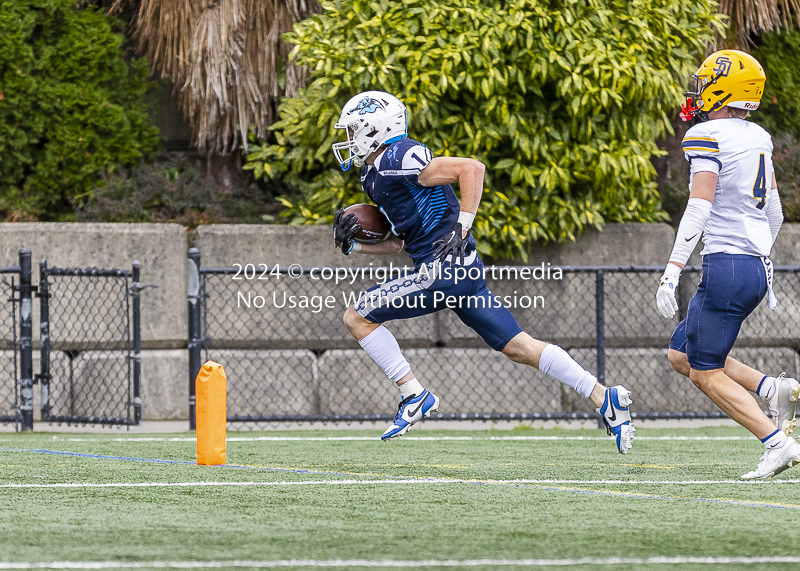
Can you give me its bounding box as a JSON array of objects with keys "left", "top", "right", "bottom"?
[
  {"left": 2, "top": 556, "right": 800, "bottom": 568},
  {"left": 0, "top": 480, "right": 443, "bottom": 489},
  {"left": 1, "top": 478, "right": 799, "bottom": 489}
]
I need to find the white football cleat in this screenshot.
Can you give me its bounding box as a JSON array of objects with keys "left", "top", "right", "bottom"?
[
  {"left": 741, "top": 438, "right": 800, "bottom": 480},
  {"left": 766, "top": 373, "right": 800, "bottom": 436},
  {"left": 598, "top": 385, "right": 635, "bottom": 454},
  {"left": 381, "top": 389, "right": 439, "bottom": 441}
]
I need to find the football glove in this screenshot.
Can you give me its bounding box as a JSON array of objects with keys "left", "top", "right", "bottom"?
[
  {"left": 432, "top": 223, "right": 472, "bottom": 266},
  {"left": 656, "top": 264, "right": 681, "bottom": 319},
  {"left": 333, "top": 208, "right": 361, "bottom": 255}
]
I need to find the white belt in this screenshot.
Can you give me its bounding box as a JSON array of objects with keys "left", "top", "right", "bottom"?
[
  {"left": 442, "top": 250, "right": 477, "bottom": 267},
  {"left": 761, "top": 256, "right": 777, "bottom": 310}
]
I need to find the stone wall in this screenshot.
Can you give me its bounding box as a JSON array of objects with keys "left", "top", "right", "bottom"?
[
  {"left": 0, "top": 222, "right": 797, "bottom": 423},
  {"left": 0, "top": 223, "right": 187, "bottom": 346}
]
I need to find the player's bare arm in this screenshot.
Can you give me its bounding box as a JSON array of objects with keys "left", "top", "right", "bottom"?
[
  {"left": 358, "top": 236, "right": 404, "bottom": 255},
  {"left": 417, "top": 156, "right": 485, "bottom": 229},
  {"left": 419, "top": 156, "right": 485, "bottom": 264}
]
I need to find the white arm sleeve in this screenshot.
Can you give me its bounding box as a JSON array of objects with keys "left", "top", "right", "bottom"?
[
  {"left": 668, "top": 198, "right": 712, "bottom": 266},
  {"left": 765, "top": 187, "right": 784, "bottom": 245}
]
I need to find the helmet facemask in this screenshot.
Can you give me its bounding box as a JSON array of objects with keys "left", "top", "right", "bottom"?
[
  {"left": 332, "top": 123, "right": 370, "bottom": 171},
  {"left": 680, "top": 71, "right": 723, "bottom": 122}
]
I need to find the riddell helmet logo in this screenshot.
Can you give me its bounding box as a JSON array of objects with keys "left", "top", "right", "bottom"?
[{"left": 743, "top": 102, "right": 758, "bottom": 109}]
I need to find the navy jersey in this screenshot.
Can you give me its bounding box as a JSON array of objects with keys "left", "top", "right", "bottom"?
[{"left": 360, "top": 138, "right": 475, "bottom": 267}]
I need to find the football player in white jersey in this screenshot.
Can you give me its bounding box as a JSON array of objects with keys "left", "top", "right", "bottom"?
[{"left": 656, "top": 50, "right": 800, "bottom": 479}]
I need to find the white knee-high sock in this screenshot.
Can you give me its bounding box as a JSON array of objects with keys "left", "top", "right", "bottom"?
[
  {"left": 359, "top": 325, "right": 412, "bottom": 383},
  {"left": 538, "top": 344, "right": 597, "bottom": 398}
]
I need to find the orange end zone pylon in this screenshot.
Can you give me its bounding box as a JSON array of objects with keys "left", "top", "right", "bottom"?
[{"left": 196, "top": 360, "right": 227, "bottom": 465}]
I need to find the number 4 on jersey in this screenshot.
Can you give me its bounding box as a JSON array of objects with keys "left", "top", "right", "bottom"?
[{"left": 752, "top": 153, "right": 767, "bottom": 210}]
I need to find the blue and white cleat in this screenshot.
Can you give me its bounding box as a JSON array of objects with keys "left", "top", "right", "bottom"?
[
  {"left": 598, "top": 385, "right": 635, "bottom": 454},
  {"left": 381, "top": 389, "right": 440, "bottom": 441},
  {"left": 767, "top": 373, "right": 800, "bottom": 436}
]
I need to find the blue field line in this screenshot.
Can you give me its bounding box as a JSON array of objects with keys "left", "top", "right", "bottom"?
[
  {"left": 4, "top": 447, "right": 800, "bottom": 511},
  {"left": 0, "top": 448, "right": 410, "bottom": 479}
]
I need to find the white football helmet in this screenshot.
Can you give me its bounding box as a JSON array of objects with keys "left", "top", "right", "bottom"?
[{"left": 332, "top": 91, "right": 408, "bottom": 170}]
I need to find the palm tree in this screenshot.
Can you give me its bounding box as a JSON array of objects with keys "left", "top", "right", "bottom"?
[
  {"left": 113, "top": 0, "right": 320, "bottom": 155},
  {"left": 717, "top": 0, "right": 800, "bottom": 49},
  {"left": 114, "top": 0, "right": 797, "bottom": 158}
]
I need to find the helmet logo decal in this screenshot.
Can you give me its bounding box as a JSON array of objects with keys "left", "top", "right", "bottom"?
[
  {"left": 349, "top": 97, "right": 386, "bottom": 115},
  {"left": 713, "top": 56, "right": 732, "bottom": 77}
]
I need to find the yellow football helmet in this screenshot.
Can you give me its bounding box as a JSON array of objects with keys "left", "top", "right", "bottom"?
[{"left": 680, "top": 50, "right": 766, "bottom": 121}]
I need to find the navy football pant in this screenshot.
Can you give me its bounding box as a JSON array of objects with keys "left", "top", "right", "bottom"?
[
  {"left": 669, "top": 253, "right": 767, "bottom": 371},
  {"left": 354, "top": 252, "right": 523, "bottom": 351}
]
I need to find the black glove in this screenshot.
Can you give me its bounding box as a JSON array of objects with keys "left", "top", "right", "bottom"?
[
  {"left": 333, "top": 208, "right": 361, "bottom": 255},
  {"left": 432, "top": 223, "right": 472, "bottom": 266}
]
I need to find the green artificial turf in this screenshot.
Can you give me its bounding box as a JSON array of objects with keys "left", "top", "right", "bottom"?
[{"left": 0, "top": 426, "right": 798, "bottom": 570}]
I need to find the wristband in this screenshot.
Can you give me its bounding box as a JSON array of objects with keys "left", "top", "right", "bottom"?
[
  {"left": 457, "top": 211, "right": 476, "bottom": 231},
  {"left": 350, "top": 241, "right": 362, "bottom": 254}
]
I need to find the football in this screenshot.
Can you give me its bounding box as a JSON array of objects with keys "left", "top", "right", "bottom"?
[{"left": 343, "top": 203, "right": 391, "bottom": 244}]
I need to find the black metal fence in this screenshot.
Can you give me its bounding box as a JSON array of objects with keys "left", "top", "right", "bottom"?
[
  {"left": 38, "top": 262, "right": 142, "bottom": 426},
  {"left": 0, "top": 251, "right": 146, "bottom": 432},
  {"left": 0, "top": 250, "right": 34, "bottom": 431},
  {"left": 187, "top": 248, "right": 800, "bottom": 427}
]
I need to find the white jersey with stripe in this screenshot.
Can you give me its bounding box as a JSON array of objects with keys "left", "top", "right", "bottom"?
[{"left": 683, "top": 118, "right": 776, "bottom": 257}]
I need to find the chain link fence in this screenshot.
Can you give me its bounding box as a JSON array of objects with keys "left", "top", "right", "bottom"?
[
  {"left": 0, "top": 251, "right": 33, "bottom": 430},
  {"left": 38, "top": 262, "right": 143, "bottom": 426},
  {"left": 187, "top": 249, "right": 800, "bottom": 428},
  {"left": 0, "top": 274, "right": 18, "bottom": 427}
]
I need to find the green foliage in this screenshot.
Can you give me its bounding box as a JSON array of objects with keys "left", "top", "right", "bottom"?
[
  {"left": 0, "top": 0, "right": 159, "bottom": 220},
  {"left": 79, "top": 155, "right": 281, "bottom": 226},
  {"left": 245, "top": 0, "right": 722, "bottom": 259},
  {"left": 753, "top": 30, "right": 800, "bottom": 140},
  {"left": 774, "top": 137, "right": 800, "bottom": 223}
]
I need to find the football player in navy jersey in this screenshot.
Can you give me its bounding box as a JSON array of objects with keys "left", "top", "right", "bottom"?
[{"left": 332, "top": 91, "right": 634, "bottom": 452}]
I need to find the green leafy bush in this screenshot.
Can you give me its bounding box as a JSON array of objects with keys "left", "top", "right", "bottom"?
[
  {"left": 79, "top": 155, "right": 280, "bottom": 226},
  {"left": 753, "top": 30, "right": 800, "bottom": 140},
  {"left": 0, "top": 0, "right": 159, "bottom": 220},
  {"left": 245, "top": 0, "right": 721, "bottom": 259},
  {"left": 774, "top": 137, "right": 800, "bottom": 223}
]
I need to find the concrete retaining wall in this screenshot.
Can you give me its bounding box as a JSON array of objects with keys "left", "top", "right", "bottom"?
[
  {"left": 0, "top": 221, "right": 796, "bottom": 423},
  {"left": 0, "top": 223, "right": 187, "bottom": 346}
]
